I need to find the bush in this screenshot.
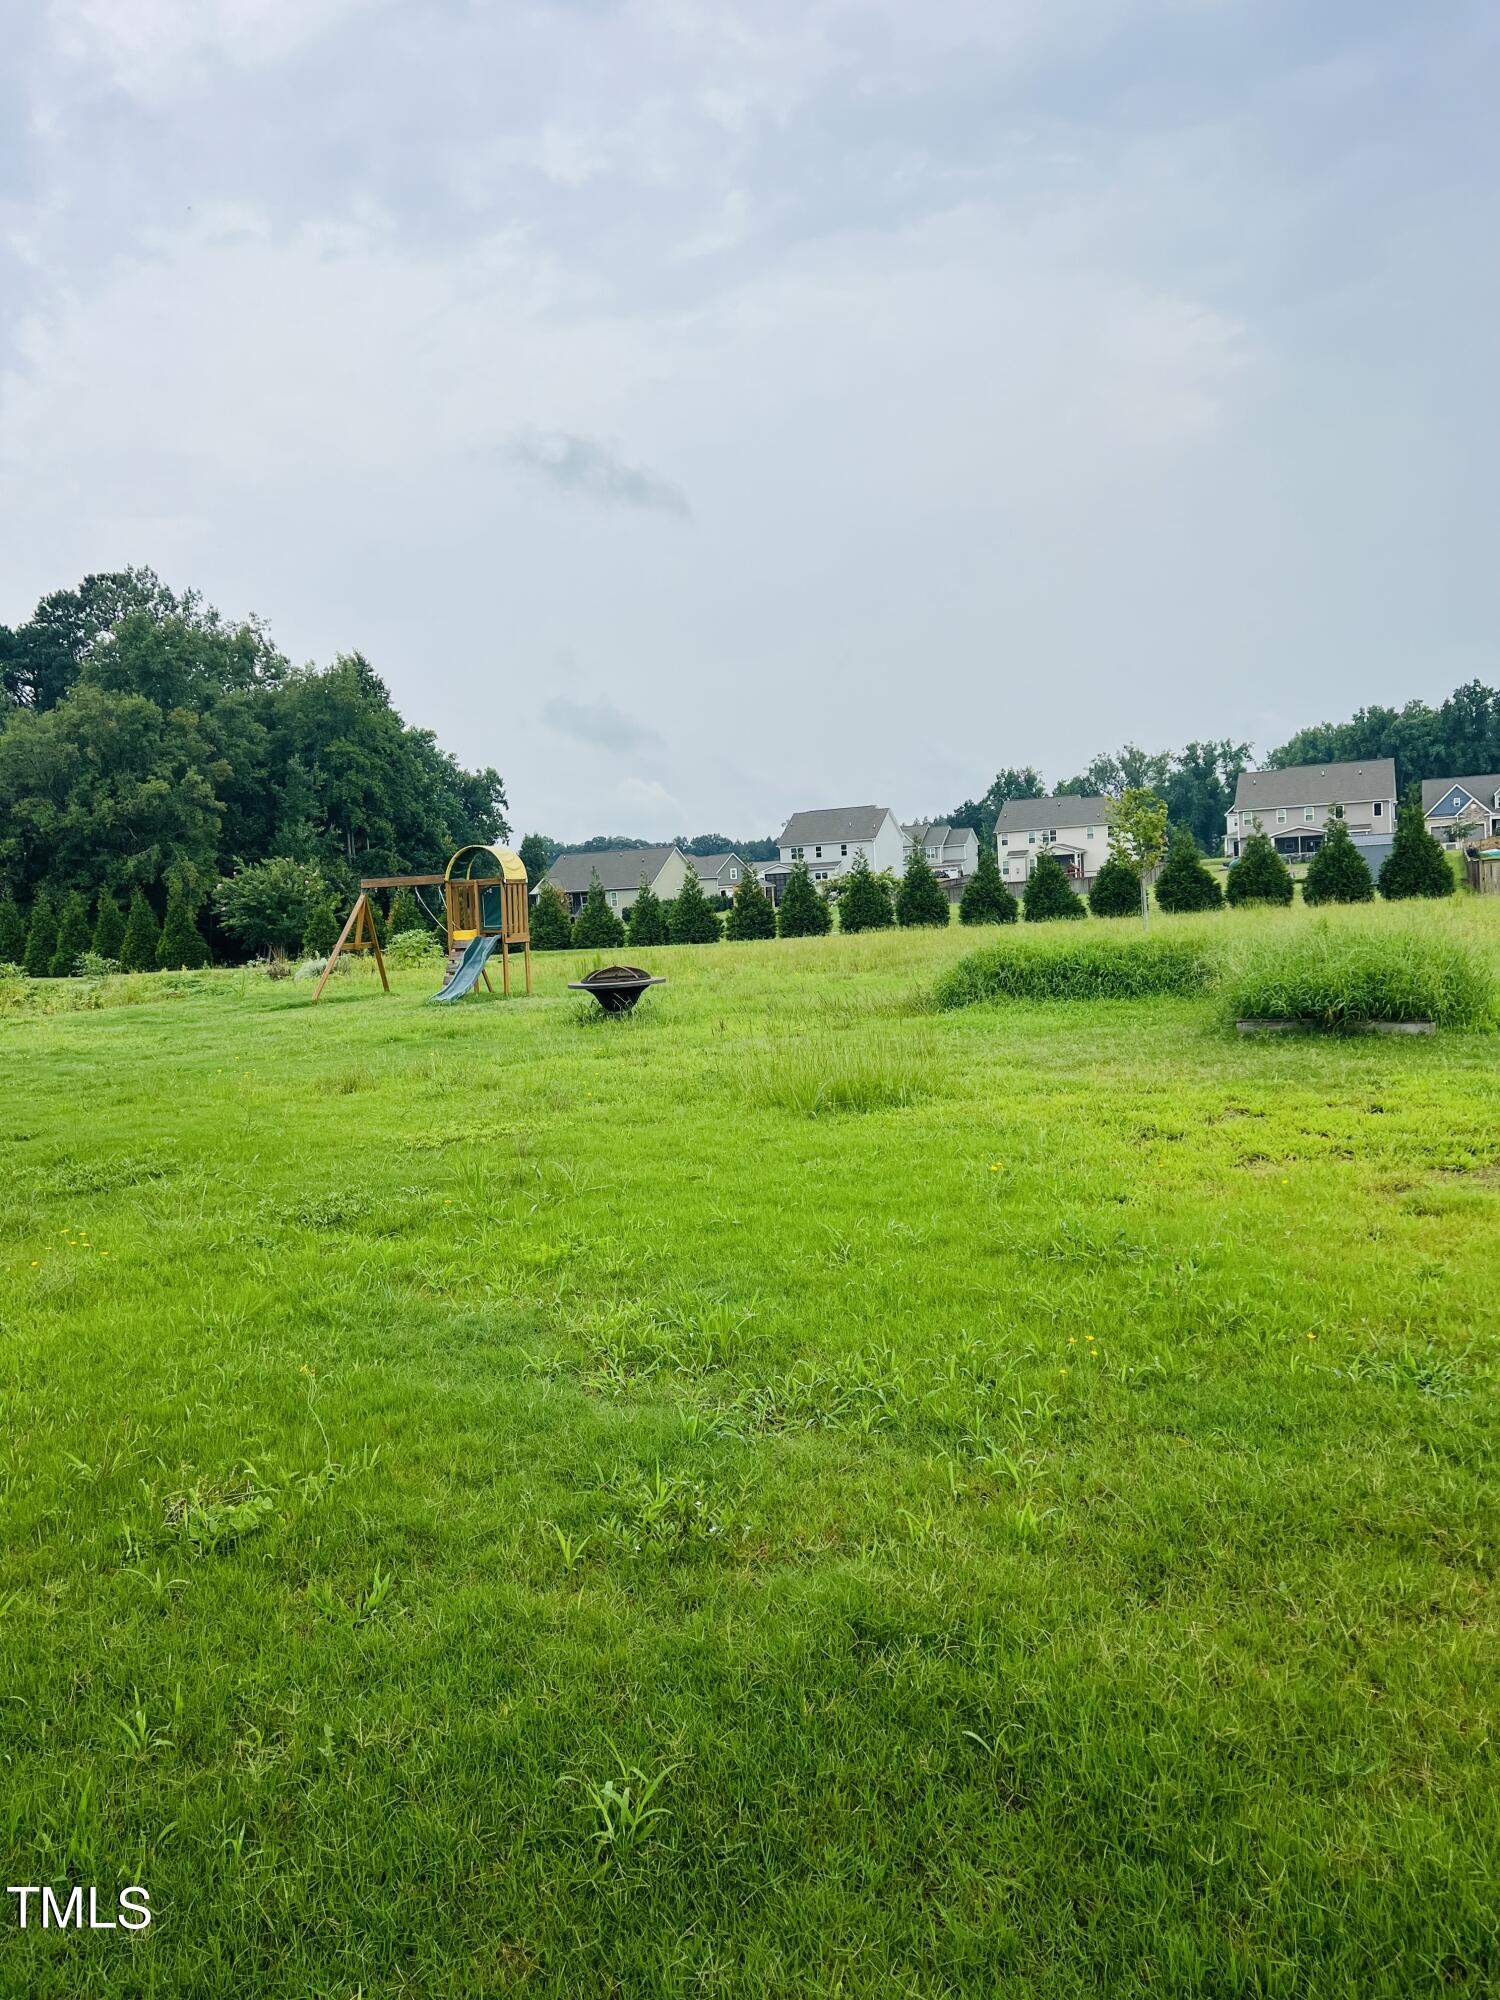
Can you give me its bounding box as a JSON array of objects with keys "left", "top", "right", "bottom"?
[
  {"left": 572, "top": 875, "right": 626, "bottom": 950},
  {"left": 75, "top": 951, "right": 121, "bottom": 978},
  {"left": 119, "top": 890, "right": 162, "bottom": 972},
  {"left": 1022, "top": 851, "right": 1086, "bottom": 922},
  {"left": 838, "top": 854, "right": 895, "bottom": 933},
  {"left": 667, "top": 867, "right": 720, "bottom": 945},
  {"left": 725, "top": 867, "right": 776, "bottom": 941},
  {"left": 1087, "top": 855, "right": 1141, "bottom": 919},
  {"left": 778, "top": 860, "right": 831, "bottom": 938},
  {"left": 214, "top": 857, "right": 327, "bottom": 956},
  {"left": 1154, "top": 824, "right": 1224, "bottom": 913},
  {"left": 530, "top": 883, "right": 573, "bottom": 950},
  {"left": 627, "top": 876, "right": 670, "bottom": 947},
  {"left": 385, "top": 926, "right": 442, "bottom": 968},
  {"left": 895, "top": 845, "right": 950, "bottom": 928},
  {"left": 1225, "top": 829, "right": 1293, "bottom": 906},
  {"left": 1226, "top": 927, "right": 1492, "bottom": 1031},
  {"left": 91, "top": 891, "right": 127, "bottom": 961},
  {"left": 1379, "top": 786, "right": 1455, "bottom": 900},
  {"left": 1303, "top": 816, "right": 1374, "bottom": 906},
  {"left": 936, "top": 933, "right": 1213, "bottom": 1008},
  {"left": 299, "top": 896, "right": 343, "bottom": 960},
  {"left": 0, "top": 891, "right": 27, "bottom": 965},
  {"left": 958, "top": 845, "right": 1017, "bottom": 926},
  {"left": 24, "top": 889, "right": 58, "bottom": 978},
  {"left": 50, "top": 891, "right": 93, "bottom": 977}
]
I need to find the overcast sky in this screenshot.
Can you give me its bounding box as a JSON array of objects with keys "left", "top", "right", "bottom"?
[{"left": 2, "top": 1, "right": 1496, "bottom": 839}]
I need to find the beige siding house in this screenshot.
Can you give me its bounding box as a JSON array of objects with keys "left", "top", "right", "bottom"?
[
  {"left": 1224, "top": 760, "right": 1397, "bottom": 862},
  {"left": 542, "top": 846, "right": 691, "bottom": 917},
  {"left": 993, "top": 797, "right": 1113, "bottom": 889}
]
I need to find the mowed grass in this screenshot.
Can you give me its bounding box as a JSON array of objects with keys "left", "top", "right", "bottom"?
[{"left": 2, "top": 903, "right": 1499, "bottom": 1998}]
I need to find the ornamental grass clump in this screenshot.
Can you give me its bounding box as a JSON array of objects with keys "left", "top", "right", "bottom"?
[
  {"left": 1225, "top": 925, "right": 1493, "bottom": 1031},
  {"left": 935, "top": 932, "right": 1213, "bottom": 1008}
]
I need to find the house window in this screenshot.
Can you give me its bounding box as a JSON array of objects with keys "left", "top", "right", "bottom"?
[
  {"left": 814, "top": 845, "right": 823, "bottom": 858},
  {"left": 791, "top": 845, "right": 803, "bottom": 860},
  {"left": 927, "top": 847, "right": 938, "bottom": 860},
  {"left": 840, "top": 843, "right": 848, "bottom": 856},
  {"left": 1048, "top": 829, "right": 1057, "bottom": 842},
  {"left": 814, "top": 870, "right": 828, "bottom": 880},
  {"left": 1277, "top": 809, "right": 1288, "bottom": 825},
  {"left": 1373, "top": 801, "right": 1383, "bottom": 817},
  {"left": 608, "top": 891, "right": 617, "bottom": 905},
  {"left": 1028, "top": 831, "right": 1037, "bottom": 844},
  {"left": 1000, "top": 836, "right": 1009, "bottom": 847},
  {"left": 1086, "top": 827, "right": 1095, "bottom": 839},
  {"left": 1304, "top": 807, "right": 1315, "bottom": 822},
  {"left": 729, "top": 867, "right": 738, "bottom": 882}
]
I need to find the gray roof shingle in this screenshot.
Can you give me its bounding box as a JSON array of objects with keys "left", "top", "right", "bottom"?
[
  {"left": 1421, "top": 774, "right": 1500, "bottom": 813},
  {"left": 993, "top": 796, "right": 1112, "bottom": 834},
  {"left": 779, "top": 806, "right": 893, "bottom": 846},
  {"left": 544, "top": 846, "right": 680, "bottom": 894},
  {"left": 1233, "top": 760, "right": 1396, "bottom": 813},
  {"left": 688, "top": 851, "right": 743, "bottom": 880}
]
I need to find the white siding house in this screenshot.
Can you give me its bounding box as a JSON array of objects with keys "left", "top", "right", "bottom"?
[
  {"left": 993, "top": 797, "right": 1113, "bottom": 889},
  {"left": 1224, "top": 761, "right": 1397, "bottom": 861},
  {"left": 776, "top": 806, "right": 905, "bottom": 885},
  {"left": 901, "top": 822, "right": 979, "bottom": 878}
]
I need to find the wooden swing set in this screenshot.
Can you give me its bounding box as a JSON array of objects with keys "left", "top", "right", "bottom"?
[{"left": 312, "top": 844, "right": 533, "bottom": 1003}]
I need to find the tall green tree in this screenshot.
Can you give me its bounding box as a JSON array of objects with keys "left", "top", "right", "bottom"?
[
  {"left": 1225, "top": 830, "right": 1294, "bottom": 906},
  {"left": 958, "top": 845, "right": 1018, "bottom": 925},
  {"left": 530, "top": 884, "right": 574, "bottom": 951},
  {"left": 299, "top": 896, "right": 342, "bottom": 960},
  {"left": 627, "top": 876, "right": 670, "bottom": 947},
  {"left": 1154, "top": 823, "right": 1224, "bottom": 913},
  {"left": 0, "top": 890, "right": 26, "bottom": 964},
  {"left": 777, "top": 860, "right": 831, "bottom": 938},
  {"left": 119, "top": 890, "right": 162, "bottom": 972},
  {"left": 50, "top": 891, "right": 93, "bottom": 976},
  {"left": 1022, "top": 852, "right": 1086, "bottom": 921},
  {"left": 725, "top": 866, "right": 776, "bottom": 941},
  {"left": 895, "top": 844, "right": 950, "bottom": 928},
  {"left": 667, "top": 867, "right": 720, "bottom": 944},
  {"left": 158, "top": 879, "right": 211, "bottom": 968},
  {"left": 1087, "top": 855, "right": 1141, "bottom": 918},
  {"left": 572, "top": 875, "right": 626, "bottom": 949},
  {"left": 518, "top": 834, "right": 555, "bottom": 886},
  {"left": 1303, "top": 815, "right": 1375, "bottom": 905},
  {"left": 91, "top": 891, "right": 127, "bottom": 960},
  {"left": 947, "top": 767, "right": 1045, "bottom": 847},
  {"left": 1106, "top": 787, "right": 1169, "bottom": 929},
  {"left": 1378, "top": 786, "right": 1455, "bottom": 900},
  {"left": 23, "top": 889, "right": 58, "bottom": 977},
  {"left": 213, "top": 858, "right": 326, "bottom": 956},
  {"left": 386, "top": 887, "right": 427, "bottom": 935},
  {"left": 837, "top": 854, "right": 895, "bottom": 933}
]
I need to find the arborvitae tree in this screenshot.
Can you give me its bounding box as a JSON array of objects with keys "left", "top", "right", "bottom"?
[
  {"left": 1088, "top": 854, "right": 1142, "bottom": 918},
  {"left": 157, "top": 879, "right": 210, "bottom": 968},
  {"left": 572, "top": 874, "right": 626, "bottom": 950},
  {"left": 1022, "top": 851, "right": 1086, "bottom": 921},
  {"left": 23, "top": 889, "right": 58, "bottom": 977},
  {"left": 837, "top": 853, "right": 896, "bottom": 933},
  {"left": 725, "top": 865, "right": 776, "bottom": 941},
  {"left": 1154, "top": 822, "right": 1224, "bottom": 913},
  {"left": 1379, "top": 785, "right": 1455, "bottom": 900},
  {"left": 777, "top": 859, "right": 831, "bottom": 938},
  {"left": 299, "top": 895, "right": 342, "bottom": 960},
  {"left": 50, "top": 891, "right": 93, "bottom": 976},
  {"left": 386, "top": 886, "right": 426, "bottom": 935},
  {"left": 120, "top": 889, "right": 162, "bottom": 972},
  {"left": 958, "top": 844, "right": 1018, "bottom": 926},
  {"left": 0, "top": 891, "right": 26, "bottom": 965},
  {"left": 895, "top": 844, "right": 951, "bottom": 928},
  {"left": 530, "top": 883, "right": 574, "bottom": 950},
  {"left": 1225, "top": 828, "right": 1294, "bottom": 906},
  {"left": 667, "top": 866, "right": 721, "bottom": 944},
  {"left": 91, "top": 890, "right": 126, "bottom": 961},
  {"left": 626, "top": 875, "right": 670, "bottom": 947},
  {"left": 1303, "top": 814, "right": 1375, "bottom": 905}
]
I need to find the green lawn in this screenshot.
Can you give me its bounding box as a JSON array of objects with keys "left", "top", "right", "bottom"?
[{"left": 3, "top": 905, "right": 1498, "bottom": 1997}]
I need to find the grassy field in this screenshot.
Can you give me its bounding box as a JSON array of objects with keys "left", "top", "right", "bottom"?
[{"left": 3, "top": 902, "right": 1498, "bottom": 1997}]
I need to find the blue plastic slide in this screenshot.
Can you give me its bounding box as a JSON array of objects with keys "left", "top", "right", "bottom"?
[{"left": 430, "top": 933, "right": 499, "bottom": 1003}]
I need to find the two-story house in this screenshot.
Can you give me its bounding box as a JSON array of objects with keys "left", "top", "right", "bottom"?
[
  {"left": 541, "top": 845, "right": 691, "bottom": 917},
  {"left": 1422, "top": 775, "right": 1500, "bottom": 844},
  {"left": 776, "top": 807, "right": 905, "bottom": 883},
  {"left": 901, "top": 821, "right": 979, "bottom": 881},
  {"left": 993, "top": 797, "right": 1113, "bottom": 889},
  {"left": 686, "top": 851, "right": 749, "bottom": 900},
  {"left": 1224, "top": 761, "right": 1397, "bottom": 864}
]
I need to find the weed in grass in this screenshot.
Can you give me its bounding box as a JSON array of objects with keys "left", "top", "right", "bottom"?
[{"left": 568, "top": 1745, "right": 680, "bottom": 1857}]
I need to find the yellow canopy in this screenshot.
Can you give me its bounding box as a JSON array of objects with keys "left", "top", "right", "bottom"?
[{"left": 445, "top": 844, "right": 528, "bottom": 883}]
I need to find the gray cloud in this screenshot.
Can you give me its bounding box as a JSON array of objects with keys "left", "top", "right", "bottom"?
[
  {"left": 510, "top": 432, "right": 691, "bottom": 520},
  {"left": 542, "top": 695, "right": 664, "bottom": 752}
]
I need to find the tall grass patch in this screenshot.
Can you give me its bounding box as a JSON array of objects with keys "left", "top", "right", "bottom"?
[
  {"left": 934, "top": 931, "right": 1212, "bottom": 1008},
  {"left": 742, "top": 1031, "right": 938, "bottom": 1116},
  {"left": 1225, "top": 924, "right": 1494, "bottom": 1030}
]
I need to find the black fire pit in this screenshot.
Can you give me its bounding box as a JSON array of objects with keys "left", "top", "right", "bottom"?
[{"left": 568, "top": 964, "right": 666, "bottom": 1014}]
